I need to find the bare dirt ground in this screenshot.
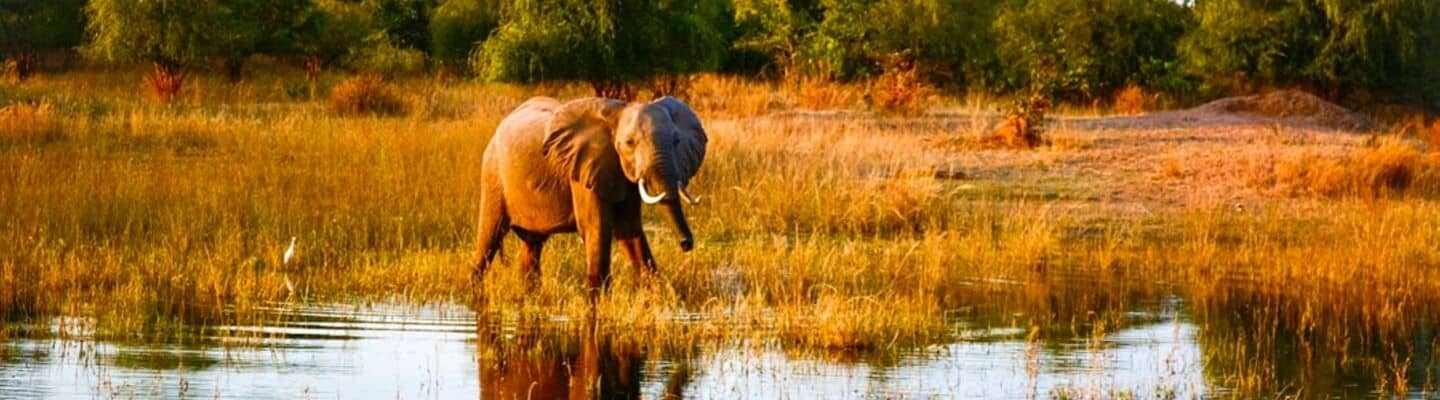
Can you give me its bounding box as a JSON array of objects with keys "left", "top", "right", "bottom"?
[{"left": 738, "top": 91, "right": 1393, "bottom": 220}]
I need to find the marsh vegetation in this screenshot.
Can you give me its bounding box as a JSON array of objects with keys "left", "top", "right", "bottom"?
[{"left": 2, "top": 67, "right": 1440, "bottom": 397}]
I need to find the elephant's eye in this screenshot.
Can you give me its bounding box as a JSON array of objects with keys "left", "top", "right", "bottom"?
[{"left": 625, "top": 138, "right": 635, "bottom": 147}]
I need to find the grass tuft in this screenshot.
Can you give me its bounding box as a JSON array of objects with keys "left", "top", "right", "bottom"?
[{"left": 329, "top": 73, "right": 409, "bottom": 116}]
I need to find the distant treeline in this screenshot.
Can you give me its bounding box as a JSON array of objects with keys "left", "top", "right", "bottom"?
[{"left": 2, "top": 0, "right": 1437, "bottom": 109}]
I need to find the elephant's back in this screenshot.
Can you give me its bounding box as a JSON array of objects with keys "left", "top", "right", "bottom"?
[
  {"left": 486, "top": 97, "right": 559, "bottom": 166},
  {"left": 484, "top": 97, "right": 576, "bottom": 233}
]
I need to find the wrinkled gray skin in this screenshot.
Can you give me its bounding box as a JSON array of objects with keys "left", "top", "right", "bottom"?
[{"left": 473, "top": 96, "right": 707, "bottom": 297}]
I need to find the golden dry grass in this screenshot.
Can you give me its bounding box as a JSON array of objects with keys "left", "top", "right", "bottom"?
[
  {"left": 2, "top": 67, "right": 1439, "bottom": 378},
  {"left": 1112, "top": 85, "right": 1149, "bottom": 115}
]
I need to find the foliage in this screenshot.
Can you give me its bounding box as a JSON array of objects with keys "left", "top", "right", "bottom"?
[
  {"left": 993, "top": 0, "right": 1192, "bottom": 100},
  {"left": 729, "top": 0, "right": 825, "bottom": 77},
  {"left": 307, "top": 0, "right": 378, "bottom": 67},
  {"left": 1182, "top": 0, "right": 1440, "bottom": 105},
  {"left": 371, "top": 0, "right": 436, "bottom": 51},
  {"left": 473, "top": 0, "right": 726, "bottom": 97},
  {"left": 804, "top": 0, "right": 1002, "bottom": 85},
  {"left": 985, "top": 93, "right": 1049, "bottom": 149},
  {"left": 1114, "top": 85, "right": 1150, "bottom": 114},
  {"left": 0, "top": 0, "right": 85, "bottom": 80},
  {"left": 428, "top": 0, "right": 500, "bottom": 70},
  {"left": 214, "top": 0, "right": 324, "bottom": 80},
  {"left": 84, "top": 0, "right": 228, "bottom": 69},
  {"left": 329, "top": 73, "right": 408, "bottom": 116},
  {"left": 866, "top": 54, "right": 935, "bottom": 115}
]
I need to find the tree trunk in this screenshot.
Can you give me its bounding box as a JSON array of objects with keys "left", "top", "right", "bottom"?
[
  {"left": 224, "top": 58, "right": 244, "bottom": 83},
  {"left": 6, "top": 53, "right": 36, "bottom": 82}
]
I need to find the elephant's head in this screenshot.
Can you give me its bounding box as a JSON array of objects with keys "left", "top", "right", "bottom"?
[{"left": 542, "top": 96, "right": 708, "bottom": 251}]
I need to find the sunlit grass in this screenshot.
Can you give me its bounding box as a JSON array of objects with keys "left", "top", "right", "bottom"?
[{"left": 3, "top": 67, "right": 1440, "bottom": 395}]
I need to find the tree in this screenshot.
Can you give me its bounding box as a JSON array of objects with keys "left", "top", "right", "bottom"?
[
  {"left": 473, "top": 0, "right": 726, "bottom": 97},
  {"left": 372, "top": 0, "right": 435, "bottom": 51},
  {"left": 1182, "top": 0, "right": 1440, "bottom": 106},
  {"left": 304, "top": 0, "right": 378, "bottom": 81},
  {"left": 428, "top": 0, "right": 500, "bottom": 71},
  {"left": 730, "top": 0, "right": 825, "bottom": 78},
  {"left": 993, "top": 0, "right": 1192, "bottom": 100},
  {"left": 801, "top": 0, "right": 1003, "bottom": 85},
  {"left": 0, "top": 0, "right": 85, "bottom": 81},
  {"left": 215, "top": 0, "right": 323, "bottom": 81},
  {"left": 86, "top": 0, "right": 229, "bottom": 101}
]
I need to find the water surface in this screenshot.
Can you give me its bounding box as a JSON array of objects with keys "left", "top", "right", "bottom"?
[{"left": 0, "top": 301, "right": 1430, "bottom": 399}]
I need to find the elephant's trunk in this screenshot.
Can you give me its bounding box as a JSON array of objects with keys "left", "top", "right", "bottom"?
[
  {"left": 655, "top": 148, "right": 695, "bottom": 252},
  {"left": 661, "top": 181, "right": 694, "bottom": 252}
]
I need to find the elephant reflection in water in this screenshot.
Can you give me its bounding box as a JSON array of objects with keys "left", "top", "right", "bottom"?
[{"left": 476, "top": 317, "right": 691, "bottom": 400}]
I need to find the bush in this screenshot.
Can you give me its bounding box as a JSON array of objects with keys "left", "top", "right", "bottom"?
[
  {"left": 329, "top": 74, "right": 407, "bottom": 116},
  {"left": 351, "top": 39, "right": 427, "bottom": 76},
  {"left": 1429, "top": 119, "right": 1440, "bottom": 153},
  {"left": 428, "top": 0, "right": 499, "bottom": 71},
  {"left": 1181, "top": 0, "right": 1439, "bottom": 106},
  {"left": 143, "top": 63, "right": 185, "bottom": 102},
  {"left": 984, "top": 94, "right": 1050, "bottom": 149},
  {"left": 473, "top": 0, "right": 725, "bottom": 95},
  {"left": 993, "top": 0, "right": 1190, "bottom": 100},
  {"left": 0, "top": 101, "right": 58, "bottom": 139},
  {"left": 1272, "top": 141, "right": 1440, "bottom": 198},
  {"left": 1113, "top": 85, "right": 1150, "bottom": 115},
  {"left": 867, "top": 54, "right": 935, "bottom": 115}
]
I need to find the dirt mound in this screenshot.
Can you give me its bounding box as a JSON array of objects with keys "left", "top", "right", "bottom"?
[{"left": 1193, "top": 90, "right": 1380, "bottom": 132}]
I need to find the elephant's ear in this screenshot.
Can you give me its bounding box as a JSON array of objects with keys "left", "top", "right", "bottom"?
[
  {"left": 543, "top": 97, "right": 628, "bottom": 201},
  {"left": 651, "top": 96, "right": 708, "bottom": 184}
]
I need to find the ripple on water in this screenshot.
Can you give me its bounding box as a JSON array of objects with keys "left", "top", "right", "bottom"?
[{"left": 0, "top": 300, "right": 1295, "bottom": 399}]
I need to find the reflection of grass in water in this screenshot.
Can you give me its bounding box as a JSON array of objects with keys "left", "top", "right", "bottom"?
[
  {"left": 3, "top": 70, "right": 1440, "bottom": 395},
  {"left": 109, "top": 348, "right": 220, "bottom": 371}
]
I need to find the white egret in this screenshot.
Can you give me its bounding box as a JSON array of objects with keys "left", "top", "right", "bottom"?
[{"left": 283, "top": 236, "right": 297, "bottom": 265}]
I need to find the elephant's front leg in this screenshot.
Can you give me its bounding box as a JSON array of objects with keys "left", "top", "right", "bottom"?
[
  {"left": 573, "top": 191, "right": 615, "bottom": 301},
  {"left": 614, "top": 197, "right": 657, "bottom": 276}
]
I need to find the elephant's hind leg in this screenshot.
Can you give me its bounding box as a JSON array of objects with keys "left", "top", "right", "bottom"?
[{"left": 473, "top": 196, "right": 509, "bottom": 285}]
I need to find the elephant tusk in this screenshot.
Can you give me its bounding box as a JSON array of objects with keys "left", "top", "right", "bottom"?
[
  {"left": 638, "top": 178, "right": 667, "bottom": 204},
  {"left": 678, "top": 184, "right": 701, "bottom": 205}
]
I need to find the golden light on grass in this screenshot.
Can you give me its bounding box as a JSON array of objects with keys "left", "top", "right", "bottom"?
[{"left": 2, "top": 70, "right": 1440, "bottom": 369}]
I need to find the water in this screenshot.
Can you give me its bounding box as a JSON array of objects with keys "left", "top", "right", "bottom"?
[{"left": 0, "top": 301, "right": 1429, "bottom": 399}]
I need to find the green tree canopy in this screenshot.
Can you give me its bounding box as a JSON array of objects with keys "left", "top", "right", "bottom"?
[
  {"left": 799, "top": 0, "right": 1003, "bottom": 85},
  {"left": 85, "top": 0, "right": 228, "bottom": 71},
  {"left": 214, "top": 0, "right": 323, "bottom": 80},
  {"left": 1182, "top": 0, "right": 1439, "bottom": 106},
  {"left": 993, "top": 0, "right": 1192, "bottom": 99},
  {"left": 428, "top": 0, "right": 500, "bottom": 70},
  {"left": 473, "top": 0, "right": 726, "bottom": 96},
  {"left": 0, "top": 0, "right": 86, "bottom": 80}
]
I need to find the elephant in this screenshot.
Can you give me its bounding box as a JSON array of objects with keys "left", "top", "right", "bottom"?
[{"left": 473, "top": 96, "right": 707, "bottom": 296}]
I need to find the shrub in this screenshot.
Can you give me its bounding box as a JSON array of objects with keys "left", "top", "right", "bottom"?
[
  {"left": 1355, "top": 142, "right": 1420, "bottom": 198},
  {"left": 984, "top": 94, "right": 1050, "bottom": 149},
  {"left": 428, "top": 0, "right": 499, "bottom": 71},
  {"left": 1429, "top": 119, "right": 1440, "bottom": 153},
  {"left": 867, "top": 54, "right": 935, "bottom": 115},
  {"left": 0, "top": 101, "right": 57, "bottom": 137},
  {"left": 351, "top": 40, "right": 427, "bottom": 76},
  {"left": 143, "top": 63, "right": 185, "bottom": 102},
  {"left": 1271, "top": 141, "right": 1439, "bottom": 198},
  {"left": 993, "top": 0, "right": 1190, "bottom": 100},
  {"left": 790, "top": 75, "right": 857, "bottom": 110},
  {"left": 473, "top": 0, "right": 725, "bottom": 96},
  {"left": 329, "top": 74, "right": 407, "bottom": 116},
  {"left": 1113, "top": 85, "right": 1149, "bottom": 115}
]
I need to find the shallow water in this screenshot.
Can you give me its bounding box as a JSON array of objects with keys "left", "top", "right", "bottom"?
[{"left": 0, "top": 301, "right": 1431, "bottom": 399}]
